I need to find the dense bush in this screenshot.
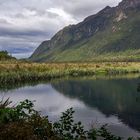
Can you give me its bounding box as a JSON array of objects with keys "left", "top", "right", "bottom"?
[
  {"left": 0, "top": 99, "right": 140, "bottom": 140},
  {"left": 0, "top": 99, "right": 56, "bottom": 140},
  {"left": 0, "top": 51, "right": 15, "bottom": 60}
]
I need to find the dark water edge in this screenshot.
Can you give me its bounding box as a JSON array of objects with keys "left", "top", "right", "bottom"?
[
  {"left": 0, "top": 74, "right": 139, "bottom": 92},
  {"left": 0, "top": 74, "right": 140, "bottom": 138}
]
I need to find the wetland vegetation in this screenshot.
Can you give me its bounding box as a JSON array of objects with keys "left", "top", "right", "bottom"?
[{"left": 0, "top": 61, "right": 140, "bottom": 84}]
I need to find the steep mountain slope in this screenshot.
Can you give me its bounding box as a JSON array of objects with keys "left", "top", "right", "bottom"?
[{"left": 30, "top": 0, "right": 140, "bottom": 62}]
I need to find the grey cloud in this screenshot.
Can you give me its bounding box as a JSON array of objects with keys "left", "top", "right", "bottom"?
[
  {"left": 0, "top": 39, "right": 37, "bottom": 58},
  {"left": 0, "top": 27, "right": 51, "bottom": 39},
  {"left": 15, "top": 13, "right": 26, "bottom": 19},
  {"left": 51, "top": 0, "right": 122, "bottom": 20},
  {"left": 0, "top": 18, "right": 10, "bottom": 24}
]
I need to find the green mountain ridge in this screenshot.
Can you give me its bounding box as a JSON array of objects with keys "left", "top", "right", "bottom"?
[{"left": 30, "top": 0, "right": 140, "bottom": 62}]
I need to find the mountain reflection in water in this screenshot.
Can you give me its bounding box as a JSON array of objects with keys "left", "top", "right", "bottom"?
[{"left": 0, "top": 76, "right": 140, "bottom": 137}]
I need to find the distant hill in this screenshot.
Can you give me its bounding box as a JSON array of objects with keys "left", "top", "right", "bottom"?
[
  {"left": 0, "top": 51, "right": 16, "bottom": 61},
  {"left": 30, "top": 0, "right": 140, "bottom": 62}
]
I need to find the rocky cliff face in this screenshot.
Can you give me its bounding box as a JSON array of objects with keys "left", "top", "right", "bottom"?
[
  {"left": 30, "top": 0, "right": 140, "bottom": 62},
  {"left": 118, "top": 0, "right": 140, "bottom": 9}
]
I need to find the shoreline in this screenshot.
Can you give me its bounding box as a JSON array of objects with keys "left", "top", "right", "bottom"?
[{"left": 0, "top": 61, "right": 140, "bottom": 84}]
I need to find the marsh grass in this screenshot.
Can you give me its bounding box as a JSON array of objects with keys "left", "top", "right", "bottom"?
[{"left": 0, "top": 61, "right": 140, "bottom": 84}]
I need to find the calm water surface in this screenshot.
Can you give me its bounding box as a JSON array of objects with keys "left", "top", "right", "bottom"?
[{"left": 0, "top": 76, "right": 140, "bottom": 138}]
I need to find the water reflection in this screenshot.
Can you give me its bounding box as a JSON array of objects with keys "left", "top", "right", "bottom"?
[
  {"left": 0, "top": 76, "right": 140, "bottom": 137},
  {"left": 52, "top": 78, "right": 140, "bottom": 132}
]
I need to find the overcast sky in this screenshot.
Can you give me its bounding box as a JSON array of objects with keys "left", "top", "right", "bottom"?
[{"left": 0, "top": 0, "right": 122, "bottom": 58}]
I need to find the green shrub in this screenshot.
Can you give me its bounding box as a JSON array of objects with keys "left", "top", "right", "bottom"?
[
  {"left": 0, "top": 99, "right": 140, "bottom": 140},
  {"left": 53, "top": 108, "right": 87, "bottom": 140},
  {"left": 0, "top": 51, "right": 15, "bottom": 60}
]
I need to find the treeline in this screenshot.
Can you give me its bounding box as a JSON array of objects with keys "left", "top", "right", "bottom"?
[{"left": 0, "top": 51, "right": 16, "bottom": 60}]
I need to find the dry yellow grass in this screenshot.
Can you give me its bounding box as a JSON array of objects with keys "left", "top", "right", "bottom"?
[{"left": 0, "top": 61, "right": 140, "bottom": 84}]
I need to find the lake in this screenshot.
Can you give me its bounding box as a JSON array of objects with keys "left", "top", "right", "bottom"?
[{"left": 0, "top": 75, "right": 140, "bottom": 138}]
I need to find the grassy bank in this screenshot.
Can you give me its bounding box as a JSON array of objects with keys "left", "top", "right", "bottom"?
[{"left": 0, "top": 61, "right": 140, "bottom": 84}]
